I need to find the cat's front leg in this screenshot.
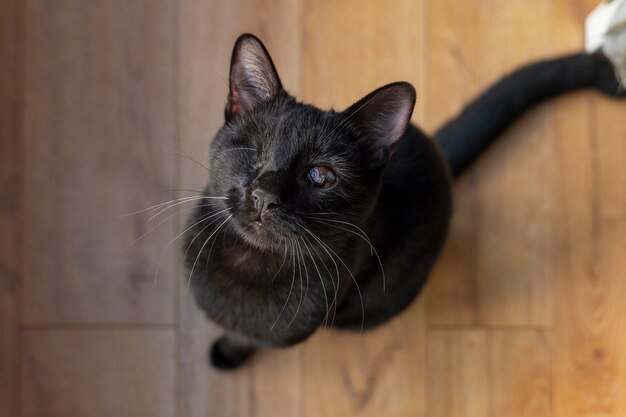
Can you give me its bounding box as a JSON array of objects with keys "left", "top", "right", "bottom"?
[{"left": 209, "top": 332, "right": 256, "bottom": 370}]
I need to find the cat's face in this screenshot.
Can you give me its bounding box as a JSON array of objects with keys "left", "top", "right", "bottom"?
[{"left": 205, "top": 34, "right": 416, "bottom": 251}]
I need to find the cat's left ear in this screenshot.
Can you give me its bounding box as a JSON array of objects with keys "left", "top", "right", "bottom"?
[
  {"left": 226, "top": 34, "right": 283, "bottom": 121},
  {"left": 344, "top": 82, "right": 416, "bottom": 163}
]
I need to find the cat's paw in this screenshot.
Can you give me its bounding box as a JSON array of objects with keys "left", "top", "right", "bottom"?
[{"left": 209, "top": 336, "right": 254, "bottom": 370}]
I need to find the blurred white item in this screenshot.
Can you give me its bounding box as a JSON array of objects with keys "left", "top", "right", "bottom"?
[{"left": 586, "top": 0, "right": 626, "bottom": 85}]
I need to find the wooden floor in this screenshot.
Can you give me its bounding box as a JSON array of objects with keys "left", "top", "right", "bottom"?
[{"left": 2, "top": 0, "right": 626, "bottom": 416}]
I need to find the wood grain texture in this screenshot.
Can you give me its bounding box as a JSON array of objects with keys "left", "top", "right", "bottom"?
[
  {"left": 20, "top": 330, "right": 175, "bottom": 417},
  {"left": 550, "top": 1, "right": 626, "bottom": 416},
  {"left": 303, "top": 301, "right": 426, "bottom": 417},
  {"left": 424, "top": 0, "right": 553, "bottom": 326},
  {"left": 0, "top": 0, "right": 23, "bottom": 415},
  {"left": 177, "top": 2, "right": 303, "bottom": 417},
  {"left": 428, "top": 331, "right": 490, "bottom": 417},
  {"left": 428, "top": 330, "right": 550, "bottom": 417},
  {"left": 301, "top": 0, "right": 424, "bottom": 120},
  {"left": 22, "top": 0, "right": 178, "bottom": 324}
]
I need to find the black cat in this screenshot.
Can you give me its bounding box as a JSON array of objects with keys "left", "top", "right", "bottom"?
[{"left": 183, "top": 34, "right": 624, "bottom": 369}]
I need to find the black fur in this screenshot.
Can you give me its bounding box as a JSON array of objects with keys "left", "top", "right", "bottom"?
[{"left": 183, "top": 34, "right": 624, "bottom": 369}]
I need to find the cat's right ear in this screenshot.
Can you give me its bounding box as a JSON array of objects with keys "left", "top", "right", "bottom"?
[
  {"left": 344, "top": 81, "right": 416, "bottom": 165},
  {"left": 225, "top": 34, "right": 284, "bottom": 121}
]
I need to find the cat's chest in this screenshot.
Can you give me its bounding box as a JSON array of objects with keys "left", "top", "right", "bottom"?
[
  {"left": 193, "top": 244, "right": 335, "bottom": 344},
  {"left": 208, "top": 245, "right": 285, "bottom": 279}
]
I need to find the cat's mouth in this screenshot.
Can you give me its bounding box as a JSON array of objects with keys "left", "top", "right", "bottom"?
[{"left": 231, "top": 210, "right": 287, "bottom": 250}]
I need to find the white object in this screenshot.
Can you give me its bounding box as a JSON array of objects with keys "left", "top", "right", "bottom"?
[{"left": 586, "top": 0, "right": 626, "bottom": 85}]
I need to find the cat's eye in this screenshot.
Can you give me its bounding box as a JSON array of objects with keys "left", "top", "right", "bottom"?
[{"left": 306, "top": 166, "right": 337, "bottom": 188}]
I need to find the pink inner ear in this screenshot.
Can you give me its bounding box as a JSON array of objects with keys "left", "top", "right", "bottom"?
[
  {"left": 229, "top": 102, "right": 239, "bottom": 116},
  {"left": 345, "top": 82, "right": 416, "bottom": 151},
  {"left": 226, "top": 35, "right": 283, "bottom": 119},
  {"left": 228, "top": 88, "right": 240, "bottom": 116}
]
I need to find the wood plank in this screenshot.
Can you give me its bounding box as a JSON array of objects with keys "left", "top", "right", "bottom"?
[
  {"left": 427, "top": 330, "right": 550, "bottom": 417},
  {"left": 489, "top": 331, "right": 551, "bottom": 416},
  {"left": 178, "top": 306, "right": 303, "bottom": 417},
  {"left": 427, "top": 331, "right": 489, "bottom": 417},
  {"left": 303, "top": 300, "right": 426, "bottom": 417},
  {"left": 300, "top": 4, "right": 426, "bottom": 416},
  {"left": 177, "top": 2, "right": 303, "bottom": 417},
  {"left": 550, "top": 105, "right": 626, "bottom": 417},
  {"left": 22, "top": 0, "right": 178, "bottom": 324},
  {"left": 550, "top": 1, "right": 626, "bottom": 416},
  {"left": 300, "top": 0, "right": 425, "bottom": 120},
  {"left": 0, "top": 0, "right": 23, "bottom": 414},
  {"left": 20, "top": 330, "right": 175, "bottom": 417},
  {"left": 424, "top": 0, "right": 553, "bottom": 326}
]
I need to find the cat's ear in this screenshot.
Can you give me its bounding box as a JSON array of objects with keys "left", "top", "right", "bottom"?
[
  {"left": 344, "top": 82, "right": 416, "bottom": 163},
  {"left": 225, "top": 34, "right": 283, "bottom": 121}
]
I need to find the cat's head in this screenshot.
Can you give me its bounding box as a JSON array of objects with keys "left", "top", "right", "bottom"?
[{"left": 207, "top": 34, "right": 415, "bottom": 250}]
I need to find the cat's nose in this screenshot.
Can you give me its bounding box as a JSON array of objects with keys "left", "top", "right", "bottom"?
[{"left": 251, "top": 188, "right": 281, "bottom": 220}]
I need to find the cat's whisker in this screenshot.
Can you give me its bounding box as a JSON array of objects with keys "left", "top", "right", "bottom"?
[
  {"left": 187, "top": 214, "right": 233, "bottom": 288},
  {"left": 154, "top": 207, "right": 231, "bottom": 284},
  {"left": 148, "top": 138, "right": 195, "bottom": 155},
  {"left": 169, "top": 152, "right": 210, "bottom": 173},
  {"left": 316, "top": 237, "right": 338, "bottom": 324},
  {"left": 294, "top": 210, "right": 361, "bottom": 221},
  {"left": 270, "top": 239, "right": 297, "bottom": 331},
  {"left": 151, "top": 136, "right": 227, "bottom": 182},
  {"left": 281, "top": 238, "right": 307, "bottom": 332},
  {"left": 296, "top": 223, "right": 341, "bottom": 327},
  {"left": 162, "top": 188, "right": 210, "bottom": 195},
  {"left": 171, "top": 152, "right": 231, "bottom": 186},
  {"left": 203, "top": 213, "right": 233, "bottom": 275},
  {"left": 308, "top": 217, "right": 386, "bottom": 292},
  {"left": 304, "top": 232, "right": 338, "bottom": 328},
  {"left": 148, "top": 195, "right": 228, "bottom": 221},
  {"left": 123, "top": 201, "right": 224, "bottom": 252},
  {"left": 165, "top": 149, "right": 227, "bottom": 184},
  {"left": 299, "top": 223, "right": 365, "bottom": 332},
  {"left": 110, "top": 195, "right": 204, "bottom": 219},
  {"left": 220, "top": 220, "right": 234, "bottom": 247},
  {"left": 300, "top": 238, "right": 311, "bottom": 306},
  {"left": 319, "top": 217, "right": 371, "bottom": 239},
  {"left": 181, "top": 209, "right": 231, "bottom": 267},
  {"left": 299, "top": 238, "right": 311, "bottom": 316},
  {"left": 215, "top": 147, "right": 256, "bottom": 154},
  {"left": 308, "top": 217, "right": 373, "bottom": 246},
  {"left": 178, "top": 215, "right": 227, "bottom": 285},
  {"left": 271, "top": 240, "right": 289, "bottom": 282},
  {"left": 316, "top": 111, "right": 332, "bottom": 146},
  {"left": 300, "top": 234, "right": 330, "bottom": 331},
  {"left": 147, "top": 138, "right": 213, "bottom": 174}
]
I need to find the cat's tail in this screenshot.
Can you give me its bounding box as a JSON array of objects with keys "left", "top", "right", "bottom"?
[{"left": 434, "top": 51, "right": 625, "bottom": 178}]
